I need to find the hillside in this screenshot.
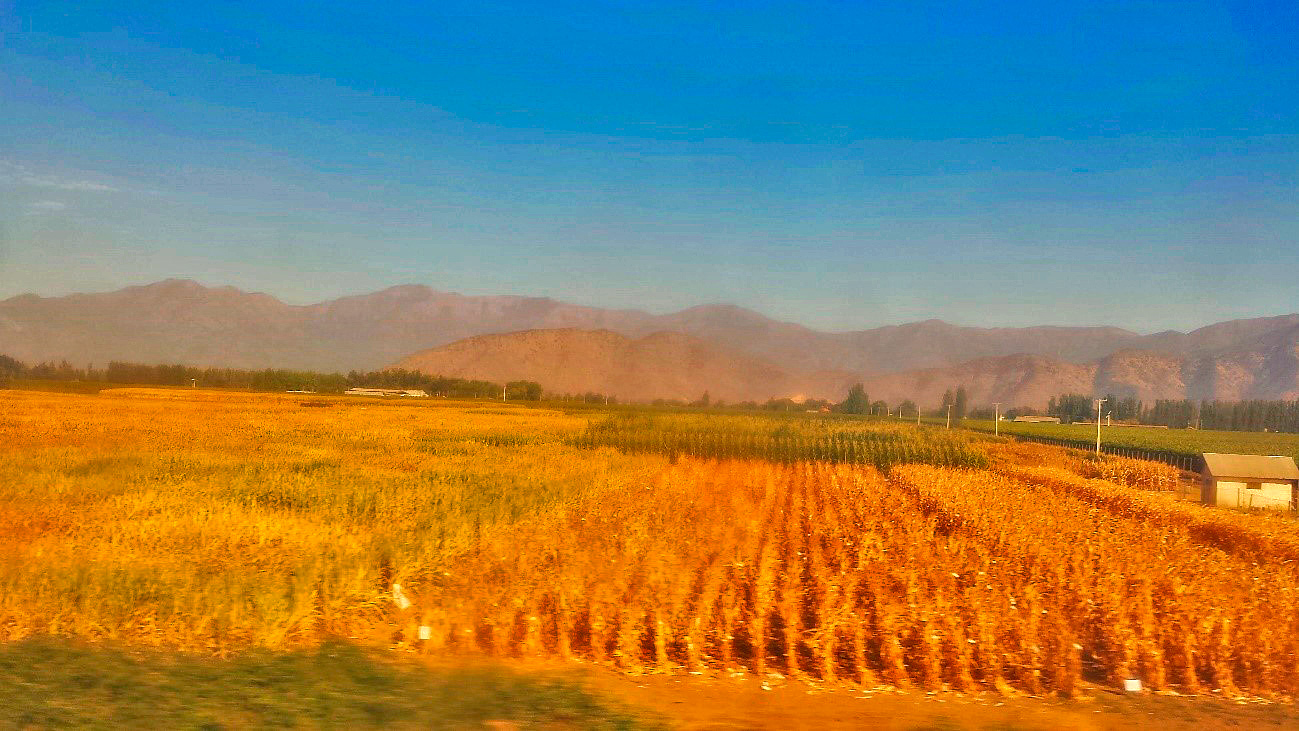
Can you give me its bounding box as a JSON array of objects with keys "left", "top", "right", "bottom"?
[
  {"left": 861, "top": 354, "right": 1097, "bottom": 410},
  {"left": 391, "top": 329, "right": 836, "bottom": 403}
]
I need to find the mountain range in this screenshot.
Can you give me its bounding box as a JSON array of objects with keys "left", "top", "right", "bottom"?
[{"left": 3, "top": 279, "right": 1299, "bottom": 407}]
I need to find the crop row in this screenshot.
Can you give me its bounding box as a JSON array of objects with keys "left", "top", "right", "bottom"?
[{"left": 566, "top": 425, "right": 989, "bottom": 469}]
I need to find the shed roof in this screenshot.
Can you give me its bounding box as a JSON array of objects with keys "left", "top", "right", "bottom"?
[{"left": 1201, "top": 453, "right": 1299, "bottom": 481}]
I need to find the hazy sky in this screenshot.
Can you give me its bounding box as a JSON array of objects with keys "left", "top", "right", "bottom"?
[{"left": 1, "top": 1, "right": 1296, "bottom": 332}]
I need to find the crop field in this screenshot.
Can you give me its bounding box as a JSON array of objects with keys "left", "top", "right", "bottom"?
[
  {"left": 416, "top": 453, "right": 1299, "bottom": 697},
  {"left": 571, "top": 412, "right": 990, "bottom": 469},
  {"left": 964, "top": 419, "right": 1299, "bottom": 462},
  {"left": 5, "top": 387, "right": 1299, "bottom": 724},
  {"left": 0, "top": 388, "right": 652, "bottom": 649}
]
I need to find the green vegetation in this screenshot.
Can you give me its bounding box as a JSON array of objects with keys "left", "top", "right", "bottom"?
[
  {"left": 0, "top": 355, "right": 543, "bottom": 400},
  {"left": 6, "top": 378, "right": 120, "bottom": 394},
  {"left": 966, "top": 419, "right": 1299, "bottom": 462},
  {"left": 838, "top": 382, "right": 871, "bottom": 414},
  {"left": 0, "top": 638, "right": 656, "bottom": 730},
  {"left": 1043, "top": 391, "right": 1299, "bottom": 433},
  {"left": 570, "top": 411, "right": 990, "bottom": 468}
]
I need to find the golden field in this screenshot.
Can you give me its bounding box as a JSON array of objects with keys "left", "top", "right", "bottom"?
[
  {"left": 4, "top": 388, "right": 1299, "bottom": 700},
  {"left": 0, "top": 389, "right": 665, "bottom": 651}
]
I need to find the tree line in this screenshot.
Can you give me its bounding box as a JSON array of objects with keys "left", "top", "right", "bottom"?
[
  {"left": 13, "top": 353, "right": 1293, "bottom": 434},
  {"left": 649, "top": 384, "right": 950, "bottom": 420},
  {"left": 0, "top": 355, "right": 545, "bottom": 401},
  {"left": 1150, "top": 398, "right": 1299, "bottom": 432},
  {"left": 637, "top": 379, "right": 1299, "bottom": 435},
  {"left": 1040, "top": 391, "right": 1299, "bottom": 433}
]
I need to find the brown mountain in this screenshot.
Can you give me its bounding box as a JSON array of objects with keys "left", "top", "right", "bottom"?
[
  {"left": 0, "top": 280, "right": 669, "bottom": 372},
  {"left": 0, "top": 279, "right": 1223, "bottom": 371},
  {"left": 394, "top": 328, "right": 1299, "bottom": 407},
  {"left": 0, "top": 280, "right": 1226, "bottom": 373},
  {"left": 642, "top": 307, "right": 1144, "bottom": 374},
  {"left": 862, "top": 354, "right": 1096, "bottom": 410},
  {"left": 0, "top": 279, "right": 1149, "bottom": 373},
  {"left": 861, "top": 346, "right": 1299, "bottom": 410},
  {"left": 392, "top": 329, "right": 824, "bottom": 403},
  {"left": 4, "top": 279, "right": 1299, "bottom": 406}
]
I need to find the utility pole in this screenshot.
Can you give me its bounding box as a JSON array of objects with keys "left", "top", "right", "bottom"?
[
  {"left": 946, "top": 404, "right": 952, "bottom": 429},
  {"left": 1094, "top": 397, "right": 1107, "bottom": 454},
  {"left": 502, "top": 383, "right": 507, "bottom": 402},
  {"left": 992, "top": 402, "right": 1002, "bottom": 436},
  {"left": 916, "top": 406, "right": 921, "bottom": 427}
]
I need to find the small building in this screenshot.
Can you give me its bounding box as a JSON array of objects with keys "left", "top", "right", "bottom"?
[
  {"left": 345, "top": 387, "right": 428, "bottom": 398},
  {"left": 1013, "top": 415, "right": 1061, "bottom": 424},
  {"left": 1200, "top": 453, "right": 1299, "bottom": 511}
]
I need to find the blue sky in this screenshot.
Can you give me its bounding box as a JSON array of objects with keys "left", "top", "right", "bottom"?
[{"left": 1, "top": 1, "right": 1296, "bottom": 332}]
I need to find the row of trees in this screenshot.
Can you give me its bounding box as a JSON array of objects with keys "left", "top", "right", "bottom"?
[
  {"left": 666, "top": 385, "right": 900, "bottom": 416},
  {"left": 0, "top": 355, "right": 544, "bottom": 401},
  {"left": 847, "top": 384, "right": 1299, "bottom": 434},
  {"left": 0, "top": 355, "right": 23, "bottom": 387},
  {"left": 551, "top": 391, "right": 616, "bottom": 404},
  {"left": 1041, "top": 392, "right": 1299, "bottom": 433},
  {"left": 620, "top": 380, "right": 1299, "bottom": 435},
  {"left": 1044, "top": 393, "right": 1144, "bottom": 423},
  {"left": 1195, "top": 400, "right": 1299, "bottom": 432},
  {"left": 649, "top": 394, "right": 836, "bottom": 411},
  {"left": 1148, "top": 398, "right": 1299, "bottom": 432},
  {"left": 12, "top": 353, "right": 1296, "bottom": 434},
  {"left": 940, "top": 387, "right": 969, "bottom": 420},
  {"left": 834, "top": 384, "right": 911, "bottom": 417}
]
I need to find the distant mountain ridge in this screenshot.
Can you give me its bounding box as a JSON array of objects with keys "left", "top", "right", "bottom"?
[
  {"left": 394, "top": 329, "right": 821, "bottom": 404},
  {"left": 395, "top": 330, "right": 1299, "bottom": 407},
  {"left": 3, "top": 279, "right": 1299, "bottom": 406}
]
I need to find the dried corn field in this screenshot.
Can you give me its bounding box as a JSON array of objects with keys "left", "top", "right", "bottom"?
[
  {"left": 6, "top": 389, "right": 1299, "bottom": 703},
  {"left": 404, "top": 457, "right": 1299, "bottom": 698},
  {"left": 990, "top": 440, "right": 1183, "bottom": 491}
]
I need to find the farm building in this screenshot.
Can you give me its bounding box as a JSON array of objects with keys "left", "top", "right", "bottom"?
[
  {"left": 1013, "top": 415, "right": 1061, "bottom": 423},
  {"left": 1200, "top": 453, "right": 1299, "bottom": 511},
  {"left": 344, "top": 388, "right": 428, "bottom": 397}
]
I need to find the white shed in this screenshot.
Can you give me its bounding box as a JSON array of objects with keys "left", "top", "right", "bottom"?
[{"left": 1200, "top": 453, "right": 1299, "bottom": 511}]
